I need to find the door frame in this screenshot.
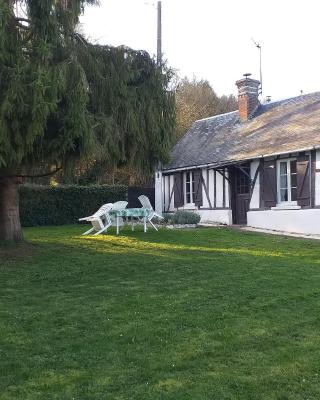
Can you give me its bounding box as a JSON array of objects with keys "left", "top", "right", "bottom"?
[{"left": 230, "top": 164, "right": 251, "bottom": 225}]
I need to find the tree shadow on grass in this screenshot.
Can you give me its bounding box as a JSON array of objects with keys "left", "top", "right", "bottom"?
[{"left": 0, "top": 241, "right": 38, "bottom": 265}]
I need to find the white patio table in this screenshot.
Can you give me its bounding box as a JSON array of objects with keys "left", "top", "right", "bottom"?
[{"left": 109, "top": 208, "right": 151, "bottom": 235}]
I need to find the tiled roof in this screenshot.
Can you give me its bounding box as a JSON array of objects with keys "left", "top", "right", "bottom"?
[{"left": 164, "top": 92, "right": 320, "bottom": 170}]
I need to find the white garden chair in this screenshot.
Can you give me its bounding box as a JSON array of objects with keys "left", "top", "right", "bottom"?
[
  {"left": 79, "top": 203, "right": 113, "bottom": 236},
  {"left": 138, "top": 195, "right": 163, "bottom": 231},
  {"left": 109, "top": 201, "right": 128, "bottom": 230},
  {"left": 111, "top": 201, "right": 128, "bottom": 211}
]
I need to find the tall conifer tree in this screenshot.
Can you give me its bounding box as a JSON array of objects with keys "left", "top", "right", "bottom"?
[{"left": 0, "top": 0, "right": 175, "bottom": 241}]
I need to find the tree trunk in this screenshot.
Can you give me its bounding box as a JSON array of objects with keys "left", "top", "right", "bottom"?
[{"left": 0, "top": 177, "right": 23, "bottom": 241}]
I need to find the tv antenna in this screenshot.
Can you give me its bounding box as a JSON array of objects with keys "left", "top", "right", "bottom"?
[{"left": 252, "top": 38, "right": 262, "bottom": 96}]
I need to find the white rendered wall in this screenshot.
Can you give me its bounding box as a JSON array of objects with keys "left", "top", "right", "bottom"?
[
  {"left": 197, "top": 209, "right": 232, "bottom": 225},
  {"left": 155, "top": 171, "right": 163, "bottom": 215},
  {"left": 215, "top": 171, "right": 224, "bottom": 207},
  {"left": 162, "top": 175, "right": 168, "bottom": 212},
  {"left": 250, "top": 160, "right": 260, "bottom": 209},
  {"left": 247, "top": 209, "right": 320, "bottom": 235},
  {"left": 163, "top": 175, "right": 175, "bottom": 212},
  {"left": 224, "top": 170, "right": 230, "bottom": 208},
  {"left": 201, "top": 169, "right": 210, "bottom": 208},
  {"left": 210, "top": 169, "right": 215, "bottom": 206},
  {"left": 201, "top": 169, "right": 215, "bottom": 208},
  {"left": 315, "top": 150, "right": 320, "bottom": 206},
  {"left": 199, "top": 168, "right": 229, "bottom": 209},
  {"left": 162, "top": 168, "right": 230, "bottom": 219}
]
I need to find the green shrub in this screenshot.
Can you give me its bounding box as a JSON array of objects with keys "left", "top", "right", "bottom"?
[
  {"left": 165, "top": 210, "right": 201, "bottom": 225},
  {"left": 19, "top": 184, "right": 127, "bottom": 227}
]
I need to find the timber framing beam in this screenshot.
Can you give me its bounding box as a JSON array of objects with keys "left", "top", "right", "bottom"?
[
  {"left": 214, "top": 168, "right": 231, "bottom": 184},
  {"left": 249, "top": 161, "right": 261, "bottom": 202},
  {"left": 200, "top": 173, "right": 213, "bottom": 209}
]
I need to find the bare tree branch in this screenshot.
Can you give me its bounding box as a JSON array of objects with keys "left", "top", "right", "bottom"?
[
  {"left": 0, "top": 167, "right": 62, "bottom": 179},
  {"left": 15, "top": 17, "right": 31, "bottom": 24}
]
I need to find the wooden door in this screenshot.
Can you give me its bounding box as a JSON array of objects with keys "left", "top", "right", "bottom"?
[{"left": 232, "top": 167, "right": 250, "bottom": 225}]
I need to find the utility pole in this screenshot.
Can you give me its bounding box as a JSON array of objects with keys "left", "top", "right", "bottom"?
[{"left": 157, "top": 1, "right": 162, "bottom": 66}]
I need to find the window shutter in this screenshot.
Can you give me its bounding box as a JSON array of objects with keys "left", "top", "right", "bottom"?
[
  {"left": 297, "top": 154, "right": 311, "bottom": 207},
  {"left": 193, "top": 170, "right": 203, "bottom": 206},
  {"left": 173, "top": 172, "right": 184, "bottom": 208},
  {"left": 261, "top": 160, "right": 277, "bottom": 208}
]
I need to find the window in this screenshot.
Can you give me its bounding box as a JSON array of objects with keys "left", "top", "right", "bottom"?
[
  {"left": 236, "top": 167, "right": 250, "bottom": 194},
  {"left": 277, "top": 159, "right": 297, "bottom": 204},
  {"left": 185, "top": 171, "right": 195, "bottom": 203}
]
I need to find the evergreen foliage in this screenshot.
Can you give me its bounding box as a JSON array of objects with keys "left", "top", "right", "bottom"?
[
  {"left": 0, "top": 0, "right": 175, "bottom": 240},
  {"left": 76, "top": 42, "right": 175, "bottom": 175},
  {"left": 0, "top": 0, "right": 175, "bottom": 177}
]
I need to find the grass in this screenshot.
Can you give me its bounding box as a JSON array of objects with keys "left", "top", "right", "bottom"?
[{"left": 1, "top": 225, "right": 320, "bottom": 399}]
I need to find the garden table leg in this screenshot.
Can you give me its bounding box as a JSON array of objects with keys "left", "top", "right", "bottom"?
[
  {"left": 116, "top": 215, "right": 119, "bottom": 235},
  {"left": 143, "top": 216, "right": 147, "bottom": 233}
]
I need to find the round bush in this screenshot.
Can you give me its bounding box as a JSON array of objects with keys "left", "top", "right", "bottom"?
[{"left": 166, "top": 210, "right": 201, "bottom": 225}]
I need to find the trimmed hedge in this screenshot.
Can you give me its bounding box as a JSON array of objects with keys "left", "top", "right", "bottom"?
[{"left": 19, "top": 184, "right": 127, "bottom": 227}]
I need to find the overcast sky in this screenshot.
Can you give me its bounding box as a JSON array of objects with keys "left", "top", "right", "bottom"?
[{"left": 80, "top": 0, "right": 320, "bottom": 101}]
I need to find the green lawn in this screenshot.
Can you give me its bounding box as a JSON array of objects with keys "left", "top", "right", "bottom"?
[{"left": 1, "top": 225, "right": 320, "bottom": 399}]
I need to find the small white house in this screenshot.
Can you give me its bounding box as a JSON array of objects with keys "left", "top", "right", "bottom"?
[{"left": 155, "top": 75, "right": 320, "bottom": 235}]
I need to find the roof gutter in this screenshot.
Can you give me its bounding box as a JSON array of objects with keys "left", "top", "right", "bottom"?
[
  {"left": 161, "top": 145, "right": 320, "bottom": 174},
  {"left": 161, "top": 161, "right": 225, "bottom": 174},
  {"left": 255, "top": 145, "right": 320, "bottom": 160}
]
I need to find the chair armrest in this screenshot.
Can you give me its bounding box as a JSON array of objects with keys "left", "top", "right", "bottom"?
[{"left": 79, "top": 216, "right": 100, "bottom": 222}]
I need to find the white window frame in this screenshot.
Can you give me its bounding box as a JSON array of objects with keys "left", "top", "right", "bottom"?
[
  {"left": 184, "top": 171, "right": 195, "bottom": 205},
  {"left": 276, "top": 158, "right": 297, "bottom": 205}
]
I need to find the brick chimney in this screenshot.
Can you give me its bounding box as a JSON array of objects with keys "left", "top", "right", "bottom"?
[{"left": 236, "top": 74, "right": 260, "bottom": 121}]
